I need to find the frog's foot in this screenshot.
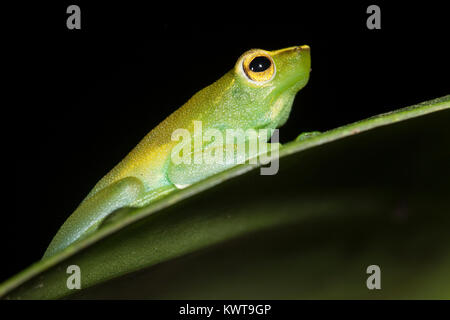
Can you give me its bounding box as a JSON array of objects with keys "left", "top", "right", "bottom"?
[
  {"left": 295, "top": 131, "right": 322, "bottom": 141},
  {"left": 97, "top": 206, "right": 135, "bottom": 229},
  {"left": 98, "top": 185, "right": 177, "bottom": 229},
  {"left": 130, "top": 185, "right": 177, "bottom": 207}
]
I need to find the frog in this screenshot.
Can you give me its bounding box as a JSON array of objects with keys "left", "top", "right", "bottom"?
[{"left": 43, "top": 45, "right": 311, "bottom": 258}]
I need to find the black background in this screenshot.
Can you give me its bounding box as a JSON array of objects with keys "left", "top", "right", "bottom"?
[{"left": 7, "top": 2, "right": 449, "bottom": 282}]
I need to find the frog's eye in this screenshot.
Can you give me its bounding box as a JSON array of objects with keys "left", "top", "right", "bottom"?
[{"left": 243, "top": 53, "right": 275, "bottom": 83}]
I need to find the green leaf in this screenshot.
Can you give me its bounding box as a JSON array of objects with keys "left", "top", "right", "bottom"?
[{"left": 2, "top": 95, "right": 449, "bottom": 299}]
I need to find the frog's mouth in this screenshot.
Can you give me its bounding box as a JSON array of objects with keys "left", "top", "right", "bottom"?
[{"left": 271, "top": 45, "right": 311, "bottom": 95}]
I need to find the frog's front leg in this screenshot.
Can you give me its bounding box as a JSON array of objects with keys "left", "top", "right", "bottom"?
[
  {"left": 167, "top": 140, "right": 280, "bottom": 188},
  {"left": 43, "top": 177, "right": 145, "bottom": 258}
]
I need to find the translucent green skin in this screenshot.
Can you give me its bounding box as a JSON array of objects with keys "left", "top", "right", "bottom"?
[{"left": 43, "top": 46, "right": 311, "bottom": 258}]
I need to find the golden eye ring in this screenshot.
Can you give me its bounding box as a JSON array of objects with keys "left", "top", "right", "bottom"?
[{"left": 242, "top": 52, "right": 275, "bottom": 83}]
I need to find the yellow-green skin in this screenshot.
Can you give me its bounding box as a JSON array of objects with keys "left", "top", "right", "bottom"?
[{"left": 43, "top": 46, "right": 311, "bottom": 258}]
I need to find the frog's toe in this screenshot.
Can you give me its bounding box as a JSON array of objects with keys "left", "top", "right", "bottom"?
[{"left": 295, "top": 131, "right": 322, "bottom": 141}]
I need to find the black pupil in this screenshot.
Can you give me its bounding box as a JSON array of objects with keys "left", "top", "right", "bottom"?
[{"left": 249, "top": 56, "right": 271, "bottom": 72}]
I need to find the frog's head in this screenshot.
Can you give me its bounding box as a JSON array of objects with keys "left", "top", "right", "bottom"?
[{"left": 232, "top": 45, "right": 311, "bottom": 128}]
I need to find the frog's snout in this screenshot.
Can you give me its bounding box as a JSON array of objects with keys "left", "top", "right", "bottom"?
[
  {"left": 298, "top": 45, "right": 310, "bottom": 51},
  {"left": 289, "top": 45, "right": 310, "bottom": 53},
  {"left": 271, "top": 45, "right": 310, "bottom": 56}
]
